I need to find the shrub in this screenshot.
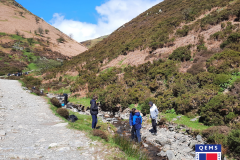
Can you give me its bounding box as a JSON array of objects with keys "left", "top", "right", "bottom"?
[
  {"left": 38, "top": 27, "right": 44, "bottom": 36},
  {"left": 187, "top": 63, "right": 205, "bottom": 75},
  {"left": 227, "top": 129, "right": 240, "bottom": 156},
  {"left": 27, "top": 38, "right": 34, "bottom": 45},
  {"left": 200, "top": 94, "right": 237, "bottom": 126},
  {"left": 50, "top": 97, "right": 61, "bottom": 108},
  {"left": 45, "top": 29, "right": 49, "bottom": 34},
  {"left": 57, "top": 37, "right": 65, "bottom": 43},
  {"left": 197, "top": 44, "right": 207, "bottom": 51},
  {"left": 57, "top": 108, "right": 69, "bottom": 119},
  {"left": 92, "top": 129, "right": 108, "bottom": 141},
  {"left": 169, "top": 46, "right": 191, "bottom": 62},
  {"left": 159, "top": 117, "right": 167, "bottom": 125},
  {"left": 176, "top": 25, "right": 189, "bottom": 37},
  {"left": 186, "top": 112, "right": 195, "bottom": 118}
]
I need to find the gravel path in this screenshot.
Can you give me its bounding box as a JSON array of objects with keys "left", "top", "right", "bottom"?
[{"left": 0, "top": 80, "right": 106, "bottom": 160}]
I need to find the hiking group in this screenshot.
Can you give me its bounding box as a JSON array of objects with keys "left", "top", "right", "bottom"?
[{"left": 89, "top": 95, "right": 159, "bottom": 143}]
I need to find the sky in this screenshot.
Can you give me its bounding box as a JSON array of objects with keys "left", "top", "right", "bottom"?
[{"left": 16, "top": 0, "right": 162, "bottom": 42}]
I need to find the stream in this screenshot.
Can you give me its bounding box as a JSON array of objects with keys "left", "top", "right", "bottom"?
[{"left": 112, "top": 118, "right": 167, "bottom": 160}]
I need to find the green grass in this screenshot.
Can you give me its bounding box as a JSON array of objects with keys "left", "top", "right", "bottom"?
[
  {"left": 161, "top": 113, "right": 210, "bottom": 131},
  {"left": 0, "top": 57, "right": 3, "bottom": 61},
  {"left": 68, "top": 97, "right": 92, "bottom": 107},
  {"left": 100, "top": 67, "right": 113, "bottom": 74},
  {"left": 4, "top": 62, "right": 9, "bottom": 65},
  {"left": 129, "top": 104, "right": 142, "bottom": 111},
  {"left": 27, "top": 63, "right": 38, "bottom": 70},
  {"left": 23, "top": 51, "right": 39, "bottom": 62},
  {"left": 63, "top": 75, "right": 78, "bottom": 81},
  {"left": 49, "top": 88, "right": 71, "bottom": 95},
  {"left": 47, "top": 98, "right": 148, "bottom": 160},
  {"left": 12, "top": 16, "right": 20, "bottom": 19},
  {"left": 0, "top": 32, "right": 6, "bottom": 35},
  {"left": 11, "top": 34, "right": 25, "bottom": 41},
  {"left": 0, "top": 19, "right": 8, "bottom": 22}
]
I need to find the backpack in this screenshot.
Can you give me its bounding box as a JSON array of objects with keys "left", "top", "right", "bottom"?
[{"left": 68, "top": 115, "right": 78, "bottom": 122}]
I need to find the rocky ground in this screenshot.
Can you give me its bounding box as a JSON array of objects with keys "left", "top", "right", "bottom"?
[
  {"left": 0, "top": 79, "right": 112, "bottom": 160},
  {"left": 63, "top": 102, "right": 205, "bottom": 160}
]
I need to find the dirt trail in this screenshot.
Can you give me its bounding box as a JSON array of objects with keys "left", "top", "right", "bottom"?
[{"left": 0, "top": 79, "right": 107, "bottom": 160}]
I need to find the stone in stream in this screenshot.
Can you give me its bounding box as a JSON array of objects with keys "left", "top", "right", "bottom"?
[
  {"left": 106, "top": 118, "right": 112, "bottom": 121},
  {"left": 104, "top": 114, "right": 110, "bottom": 118},
  {"left": 190, "top": 118, "right": 197, "bottom": 121},
  {"left": 172, "top": 118, "right": 177, "bottom": 121},
  {"left": 189, "top": 140, "right": 197, "bottom": 149}
]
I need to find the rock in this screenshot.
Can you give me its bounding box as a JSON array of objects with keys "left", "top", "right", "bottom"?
[
  {"left": 163, "top": 145, "right": 171, "bottom": 151},
  {"left": 49, "top": 143, "right": 58, "bottom": 148},
  {"left": 190, "top": 118, "right": 197, "bottom": 122},
  {"left": 166, "top": 150, "right": 176, "bottom": 160},
  {"left": 177, "top": 116, "right": 182, "bottom": 119},
  {"left": 73, "top": 108, "right": 78, "bottom": 112},
  {"left": 189, "top": 140, "right": 197, "bottom": 149},
  {"left": 142, "top": 142, "right": 148, "bottom": 148},
  {"left": 0, "top": 130, "right": 6, "bottom": 136},
  {"left": 106, "top": 118, "right": 112, "bottom": 121},
  {"left": 182, "top": 147, "right": 192, "bottom": 153},
  {"left": 157, "top": 151, "right": 166, "bottom": 157},
  {"left": 196, "top": 135, "right": 202, "bottom": 142},
  {"left": 115, "top": 115, "right": 119, "bottom": 118},
  {"left": 155, "top": 138, "right": 169, "bottom": 146},
  {"left": 172, "top": 118, "right": 177, "bottom": 121},
  {"left": 56, "top": 147, "right": 70, "bottom": 152},
  {"left": 104, "top": 114, "right": 110, "bottom": 118}
]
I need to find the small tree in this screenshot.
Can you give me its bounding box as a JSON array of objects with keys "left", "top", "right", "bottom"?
[
  {"left": 27, "top": 38, "right": 34, "bottom": 45},
  {"left": 19, "top": 11, "right": 24, "bottom": 16},
  {"left": 15, "top": 30, "right": 20, "bottom": 36},
  {"left": 57, "top": 36, "right": 65, "bottom": 43},
  {"left": 38, "top": 27, "right": 44, "bottom": 36},
  {"left": 69, "top": 33, "right": 73, "bottom": 39},
  {"left": 45, "top": 29, "right": 49, "bottom": 34},
  {"left": 34, "top": 30, "right": 37, "bottom": 35},
  {"left": 35, "top": 17, "right": 40, "bottom": 24}
]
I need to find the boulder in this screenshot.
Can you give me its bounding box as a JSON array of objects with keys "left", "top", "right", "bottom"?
[
  {"left": 104, "top": 114, "right": 110, "bottom": 118},
  {"left": 166, "top": 150, "right": 176, "bottom": 160},
  {"left": 189, "top": 140, "right": 197, "bottom": 149},
  {"left": 196, "top": 135, "right": 202, "bottom": 142},
  {"left": 157, "top": 151, "right": 166, "bottom": 157}
]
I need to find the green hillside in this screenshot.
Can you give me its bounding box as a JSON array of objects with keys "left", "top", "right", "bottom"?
[{"left": 81, "top": 35, "right": 108, "bottom": 49}]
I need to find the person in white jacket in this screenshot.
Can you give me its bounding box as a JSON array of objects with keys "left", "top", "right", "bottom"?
[{"left": 149, "top": 101, "right": 159, "bottom": 135}]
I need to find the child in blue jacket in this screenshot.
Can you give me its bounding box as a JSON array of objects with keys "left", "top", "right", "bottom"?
[{"left": 132, "top": 110, "right": 142, "bottom": 143}]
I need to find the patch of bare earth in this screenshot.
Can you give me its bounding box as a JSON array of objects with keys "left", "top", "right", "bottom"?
[{"left": 0, "top": 2, "right": 88, "bottom": 57}]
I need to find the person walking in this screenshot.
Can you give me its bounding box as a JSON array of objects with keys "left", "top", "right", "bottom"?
[
  {"left": 149, "top": 101, "right": 159, "bottom": 136},
  {"left": 90, "top": 96, "right": 99, "bottom": 129},
  {"left": 129, "top": 108, "right": 136, "bottom": 141},
  {"left": 63, "top": 93, "right": 68, "bottom": 105},
  {"left": 132, "top": 110, "right": 142, "bottom": 143}
]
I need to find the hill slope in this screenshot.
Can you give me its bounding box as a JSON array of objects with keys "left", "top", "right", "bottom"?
[
  {"left": 81, "top": 35, "right": 108, "bottom": 49},
  {"left": 0, "top": 0, "right": 87, "bottom": 57}
]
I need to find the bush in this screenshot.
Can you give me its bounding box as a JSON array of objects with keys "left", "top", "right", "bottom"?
[
  {"left": 57, "top": 37, "right": 65, "bottom": 43},
  {"left": 227, "top": 129, "right": 240, "bottom": 156},
  {"left": 92, "top": 129, "right": 108, "bottom": 141},
  {"left": 187, "top": 63, "right": 205, "bottom": 75},
  {"left": 169, "top": 46, "right": 191, "bottom": 62},
  {"left": 57, "top": 108, "right": 69, "bottom": 119},
  {"left": 45, "top": 29, "right": 49, "bottom": 34},
  {"left": 159, "top": 117, "right": 167, "bottom": 125},
  {"left": 50, "top": 97, "right": 61, "bottom": 108},
  {"left": 176, "top": 25, "right": 189, "bottom": 37},
  {"left": 185, "top": 112, "right": 195, "bottom": 118}
]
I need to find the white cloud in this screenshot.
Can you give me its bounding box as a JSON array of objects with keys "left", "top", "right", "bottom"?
[{"left": 50, "top": 0, "right": 162, "bottom": 42}]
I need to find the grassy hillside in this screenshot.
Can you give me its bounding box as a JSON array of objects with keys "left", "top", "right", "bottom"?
[
  {"left": 0, "top": 32, "right": 64, "bottom": 75},
  {"left": 37, "top": 0, "right": 240, "bottom": 157},
  {"left": 81, "top": 35, "right": 108, "bottom": 49}
]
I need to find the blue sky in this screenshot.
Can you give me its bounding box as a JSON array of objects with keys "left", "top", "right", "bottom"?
[{"left": 16, "top": 0, "right": 162, "bottom": 42}]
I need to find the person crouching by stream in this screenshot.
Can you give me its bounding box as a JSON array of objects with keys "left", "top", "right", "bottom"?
[
  {"left": 129, "top": 108, "right": 136, "bottom": 141},
  {"left": 133, "top": 110, "right": 142, "bottom": 143},
  {"left": 90, "top": 95, "right": 99, "bottom": 129},
  {"left": 149, "top": 101, "right": 159, "bottom": 136}
]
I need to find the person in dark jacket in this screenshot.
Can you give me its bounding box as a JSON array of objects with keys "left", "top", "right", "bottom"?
[
  {"left": 90, "top": 95, "right": 99, "bottom": 129},
  {"left": 63, "top": 93, "right": 68, "bottom": 105},
  {"left": 129, "top": 108, "right": 136, "bottom": 140},
  {"left": 133, "top": 110, "right": 142, "bottom": 143}
]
